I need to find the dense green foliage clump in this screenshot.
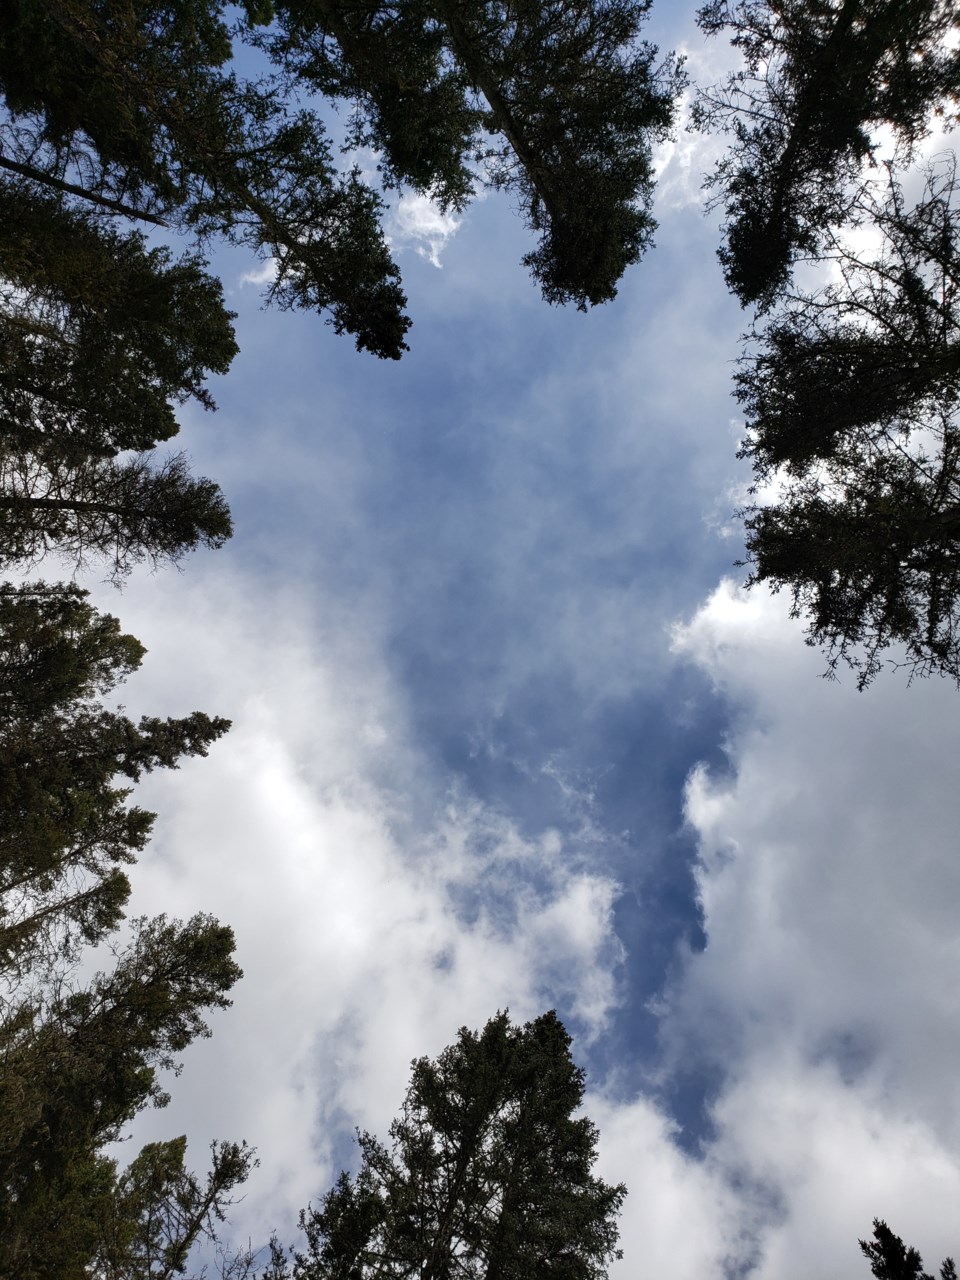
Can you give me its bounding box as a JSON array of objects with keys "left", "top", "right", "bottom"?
[
  {"left": 0, "top": 0, "right": 684, "bottom": 359},
  {"left": 737, "top": 160, "right": 960, "bottom": 687},
  {"left": 695, "top": 0, "right": 960, "bottom": 308}
]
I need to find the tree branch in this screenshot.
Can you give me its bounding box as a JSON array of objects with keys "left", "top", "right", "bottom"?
[{"left": 0, "top": 153, "right": 168, "bottom": 227}]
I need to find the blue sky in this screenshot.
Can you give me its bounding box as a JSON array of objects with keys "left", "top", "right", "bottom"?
[{"left": 72, "top": 2, "right": 960, "bottom": 1275}]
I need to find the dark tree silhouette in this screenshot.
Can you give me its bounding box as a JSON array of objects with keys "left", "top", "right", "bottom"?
[
  {"left": 694, "top": 0, "right": 960, "bottom": 308},
  {"left": 738, "top": 159, "right": 960, "bottom": 687},
  {"left": 282, "top": 1010, "right": 626, "bottom": 1280}
]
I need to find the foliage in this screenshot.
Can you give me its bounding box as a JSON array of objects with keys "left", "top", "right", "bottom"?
[
  {"left": 94, "top": 1136, "right": 256, "bottom": 1280},
  {"left": 0, "top": 178, "right": 236, "bottom": 580},
  {"left": 0, "top": 447, "right": 232, "bottom": 582},
  {"left": 0, "top": 580, "right": 230, "bottom": 976},
  {"left": 860, "top": 1219, "right": 956, "bottom": 1280},
  {"left": 268, "top": 0, "right": 686, "bottom": 310},
  {"left": 0, "top": 914, "right": 247, "bottom": 1279},
  {"left": 0, "top": 0, "right": 685, "bottom": 582},
  {"left": 0, "top": 580, "right": 249, "bottom": 1277},
  {"left": 694, "top": 0, "right": 960, "bottom": 308},
  {"left": 0, "top": 180, "right": 238, "bottom": 459},
  {"left": 282, "top": 1009, "right": 626, "bottom": 1280},
  {"left": 0, "top": 0, "right": 684, "bottom": 364},
  {"left": 0, "top": 0, "right": 409, "bottom": 359},
  {"left": 738, "top": 158, "right": 960, "bottom": 687}
]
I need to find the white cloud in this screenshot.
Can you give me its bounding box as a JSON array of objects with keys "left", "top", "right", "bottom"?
[
  {"left": 591, "top": 1093, "right": 742, "bottom": 1280},
  {"left": 710, "top": 1051, "right": 960, "bottom": 1280},
  {"left": 659, "top": 579, "right": 960, "bottom": 1276},
  {"left": 387, "top": 191, "right": 461, "bottom": 268},
  {"left": 238, "top": 257, "right": 278, "bottom": 287},
  {"left": 99, "top": 566, "right": 625, "bottom": 1244}
]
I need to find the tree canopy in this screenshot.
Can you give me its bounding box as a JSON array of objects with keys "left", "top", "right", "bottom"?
[
  {"left": 0, "top": 580, "right": 230, "bottom": 976},
  {"left": 0, "top": 0, "right": 684, "bottom": 580},
  {"left": 0, "top": 180, "right": 238, "bottom": 460},
  {"left": 0, "top": 447, "right": 233, "bottom": 582},
  {"left": 691, "top": 2, "right": 960, "bottom": 689},
  {"left": 1, "top": 0, "right": 684, "bottom": 360},
  {"left": 861, "top": 1219, "right": 956, "bottom": 1280},
  {"left": 280, "top": 1009, "right": 626, "bottom": 1280},
  {"left": 0, "top": 580, "right": 251, "bottom": 1278},
  {"left": 0, "top": 914, "right": 251, "bottom": 1280},
  {"left": 267, "top": 0, "right": 685, "bottom": 310},
  {"left": 737, "top": 158, "right": 960, "bottom": 687},
  {"left": 0, "top": 0, "right": 410, "bottom": 360},
  {"left": 694, "top": 0, "right": 960, "bottom": 308}
]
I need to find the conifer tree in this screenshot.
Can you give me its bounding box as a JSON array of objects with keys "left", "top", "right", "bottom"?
[
  {"left": 0, "top": 915, "right": 250, "bottom": 1280},
  {"left": 0, "top": 449, "right": 232, "bottom": 582},
  {"left": 269, "top": 0, "right": 685, "bottom": 310},
  {"left": 0, "top": 580, "right": 229, "bottom": 978},
  {"left": 860, "top": 1219, "right": 956, "bottom": 1280},
  {"left": 737, "top": 159, "right": 960, "bottom": 687},
  {"left": 284, "top": 1010, "right": 626, "bottom": 1280},
  {"left": 1, "top": 0, "right": 683, "bottom": 361},
  {"left": 0, "top": 181, "right": 238, "bottom": 459},
  {"left": 694, "top": 0, "right": 960, "bottom": 307}
]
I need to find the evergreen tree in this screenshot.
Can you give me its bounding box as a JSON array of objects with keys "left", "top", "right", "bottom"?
[
  {"left": 694, "top": 0, "right": 960, "bottom": 307},
  {"left": 284, "top": 1010, "right": 626, "bottom": 1280},
  {"left": 860, "top": 1219, "right": 956, "bottom": 1280},
  {"left": 0, "top": 576, "right": 251, "bottom": 1277},
  {"left": 1, "top": 0, "right": 683, "bottom": 361},
  {"left": 0, "top": 448, "right": 232, "bottom": 581},
  {"left": 0, "top": 581, "right": 250, "bottom": 1277},
  {"left": 94, "top": 1136, "right": 256, "bottom": 1280},
  {"left": 0, "top": 0, "right": 410, "bottom": 359},
  {"left": 0, "top": 581, "right": 229, "bottom": 977},
  {"left": 0, "top": 181, "right": 238, "bottom": 459},
  {"left": 269, "top": 0, "right": 686, "bottom": 309},
  {"left": 737, "top": 159, "right": 960, "bottom": 687},
  {"left": 0, "top": 914, "right": 249, "bottom": 1280}
]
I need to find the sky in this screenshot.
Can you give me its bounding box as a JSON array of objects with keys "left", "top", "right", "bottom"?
[{"left": 65, "top": 2, "right": 960, "bottom": 1276}]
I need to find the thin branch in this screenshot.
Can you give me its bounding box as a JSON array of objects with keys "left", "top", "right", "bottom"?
[{"left": 0, "top": 153, "right": 168, "bottom": 226}]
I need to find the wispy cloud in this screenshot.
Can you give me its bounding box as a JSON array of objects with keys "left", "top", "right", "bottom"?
[
  {"left": 238, "top": 257, "right": 278, "bottom": 287},
  {"left": 387, "top": 191, "right": 461, "bottom": 268}
]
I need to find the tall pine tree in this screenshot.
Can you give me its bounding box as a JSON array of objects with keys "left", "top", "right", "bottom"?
[
  {"left": 694, "top": 0, "right": 960, "bottom": 308},
  {"left": 282, "top": 1010, "right": 626, "bottom": 1280}
]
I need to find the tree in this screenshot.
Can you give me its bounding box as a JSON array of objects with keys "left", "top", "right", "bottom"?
[
  {"left": 0, "top": 448, "right": 232, "bottom": 581},
  {"left": 1, "top": 0, "right": 684, "bottom": 360},
  {"left": 737, "top": 158, "right": 960, "bottom": 687},
  {"left": 860, "top": 1219, "right": 956, "bottom": 1280},
  {"left": 0, "top": 914, "right": 250, "bottom": 1280},
  {"left": 0, "top": 0, "right": 410, "bottom": 360},
  {"left": 283, "top": 1010, "right": 626, "bottom": 1280},
  {"left": 0, "top": 580, "right": 230, "bottom": 977},
  {"left": 0, "top": 180, "right": 239, "bottom": 459},
  {"left": 267, "top": 0, "right": 686, "bottom": 309},
  {"left": 693, "top": 0, "right": 960, "bottom": 308},
  {"left": 93, "top": 1136, "right": 256, "bottom": 1280},
  {"left": 0, "top": 177, "right": 235, "bottom": 578},
  {"left": 0, "top": 581, "right": 252, "bottom": 1277}
]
